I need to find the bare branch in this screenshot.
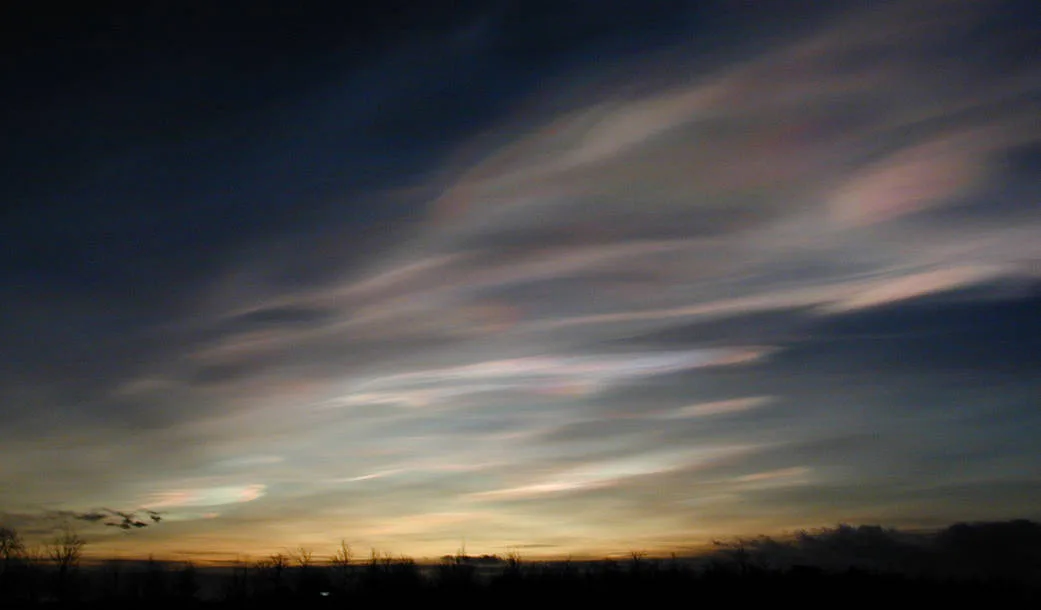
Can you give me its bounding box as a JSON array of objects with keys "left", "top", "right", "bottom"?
[
  {"left": 47, "top": 525, "right": 86, "bottom": 573},
  {"left": 294, "top": 546, "right": 314, "bottom": 568}
]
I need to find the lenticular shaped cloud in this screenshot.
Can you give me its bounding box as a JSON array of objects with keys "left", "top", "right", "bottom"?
[
  {"left": 468, "top": 446, "right": 748, "bottom": 501},
  {"left": 142, "top": 484, "right": 267, "bottom": 510},
  {"left": 324, "top": 347, "right": 770, "bottom": 410},
  {"left": 828, "top": 128, "right": 1010, "bottom": 227}
]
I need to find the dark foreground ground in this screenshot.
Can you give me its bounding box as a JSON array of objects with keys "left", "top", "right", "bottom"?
[
  {"left": 4, "top": 521, "right": 1041, "bottom": 607},
  {"left": 2, "top": 558, "right": 1038, "bottom": 609}
]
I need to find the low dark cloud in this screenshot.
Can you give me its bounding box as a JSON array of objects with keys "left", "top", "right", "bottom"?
[{"left": 711, "top": 520, "right": 1041, "bottom": 582}]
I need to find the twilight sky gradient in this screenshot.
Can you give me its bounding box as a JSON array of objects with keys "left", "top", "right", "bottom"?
[{"left": 2, "top": 0, "right": 1040, "bottom": 562}]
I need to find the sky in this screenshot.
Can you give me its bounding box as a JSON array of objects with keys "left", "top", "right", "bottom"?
[{"left": 1, "top": 0, "right": 1039, "bottom": 563}]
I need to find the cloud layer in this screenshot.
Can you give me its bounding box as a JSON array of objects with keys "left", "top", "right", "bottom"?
[{"left": 1, "top": 0, "right": 1039, "bottom": 560}]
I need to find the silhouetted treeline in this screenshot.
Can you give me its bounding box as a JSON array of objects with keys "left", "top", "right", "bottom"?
[{"left": 1, "top": 520, "right": 1039, "bottom": 608}]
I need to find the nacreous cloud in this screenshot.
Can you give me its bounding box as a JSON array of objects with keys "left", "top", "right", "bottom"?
[{"left": 4, "top": 0, "right": 1039, "bottom": 560}]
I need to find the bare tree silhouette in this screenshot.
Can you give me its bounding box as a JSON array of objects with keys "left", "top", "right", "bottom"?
[
  {"left": 0, "top": 527, "right": 24, "bottom": 577},
  {"left": 290, "top": 547, "right": 311, "bottom": 569},
  {"left": 47, "top": 525, "right": 86, "bottom": 599},
  {"left": 47, "top": 526, "right": 85, "bottom": 573},
  {"left": 330, "top": 540, "right": 352, "bottom": 569},
  {"left": 330, "top": 539, "right": 353, "bottom": 591},
  {"left": 254, "top": 551, "right": 290, "bottom": 592},
  {"left": 269, "top": 552, "right": 289, "bottom": 575}
]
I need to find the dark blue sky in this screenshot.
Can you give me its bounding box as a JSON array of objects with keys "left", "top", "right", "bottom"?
[{"left": 1, "top": 0, "right": 1039, "bottom": 561}]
